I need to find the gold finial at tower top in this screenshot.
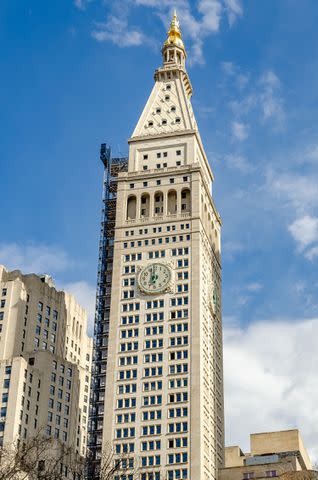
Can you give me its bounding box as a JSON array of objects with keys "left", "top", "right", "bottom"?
[{"left": 164, "top": 9, "right": 185, "bottom": 52}]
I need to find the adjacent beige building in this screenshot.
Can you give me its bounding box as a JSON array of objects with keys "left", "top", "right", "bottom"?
[
  {"left": 0, "top": 265, "right": 92, "bottom": 460},
  {"left": 219, "top": 430, "right": 313, "bottom": 480},
  {"left": 102, "top": 12, "right": 224, "bottom": 480}
]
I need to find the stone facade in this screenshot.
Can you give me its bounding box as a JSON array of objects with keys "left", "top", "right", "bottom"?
[
  {"left": 0, "top": 265, "right": 92, "bottom": 461},
  {"left": 101, "top": 12, "right": 224, "bottom": 480},
  {"left": 219, "top": 430, "right": 312, "bottom": 480}
]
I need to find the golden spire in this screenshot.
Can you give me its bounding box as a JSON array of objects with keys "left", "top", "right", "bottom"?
[{"left": 164, "top": 9, "right": 185, "bottom": 52}]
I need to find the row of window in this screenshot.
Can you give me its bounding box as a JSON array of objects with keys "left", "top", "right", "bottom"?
[
  {"left": 117, "top": 391, "right": 189, "bottom": 409},
  {"left": 125, "top": 223, "right": 190, "bottom": 237},
  {"left": 48, "top": 398, "right": 70, "bottom": 415},
  {"left": 45, "top": 425, "right": 67, "bottom": 442},
  {"left": 129, "top": 173, "right": 188, "bottom": 189},
  {"left": 142, "top": 148, "right": 182, "bottom": 161},
  {"left": 120, "top": 323, "right": 187, "bottom": 338},
  {"left": 122, "top": 282, "right": 188, "bottom": 299},
  {"left": 123, "top": 258, "right": 188, "bottom": 275},
  {"left": 38, "top": 302, "right": 58, "bottom": 320},
  {"left": 123, "top": 235, "right": 191, "bottom": 249},
  {"left": 146, "top": 117, "right": 181, "bottom": 127},
  {"left": 120, "top": 310, "right": 189, "bottom": 328},
  {"left": 115, "top": 422, "right": 189, "bottom": 439}
]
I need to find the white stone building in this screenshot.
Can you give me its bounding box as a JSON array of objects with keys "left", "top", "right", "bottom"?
[
  {"left": 101, "top": 12, "right": 224, "bottom": 480},
  {"left": 0, "top": 265, "right": 92, "bottom": 462}
]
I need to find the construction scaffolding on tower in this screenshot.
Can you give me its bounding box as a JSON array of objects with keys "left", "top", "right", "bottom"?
[{"left": 88, "top": 144, "right": 128, "bottom": 479}]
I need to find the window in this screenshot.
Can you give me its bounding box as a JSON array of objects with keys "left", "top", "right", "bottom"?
[
  {"left": 162, "top": 119, "right": 167, "bottom": 126},
  {"left": 3, "top": 378, "right": 10, "bottom": 388},
  {"left": 166, "top": 84, "right": 171, "bottom": 90},
  {"left": 143, "top": 183, "right": 148, "bottom": 188},
  {"left": 38, "top": 302, "right": 43, "bottom": 312},
  {"left": 170, "top": 178, "right": 175, "bottom": 184},
  {"left": 155, "top": 108, "right": 161, "bottom": 114},
  {"left": 171, "top": 106, "right": 176, "bottom": 112},
  {"left": 143, "top": 154, "right": 148, "bottom": 160},
  {"left": 176, "top": 150, "right": 181, "bottom": 156},
  {"left": 0, "top": 300, "right": 5, "bottom": 308},
  {"left": 176, "top": 117, "right": 181, "bottom": 124},
  {"left": 156, "top": 164, "right": 161, "bottom": 169},
  {"left": 157, "top": 153, "right": 161, "bottom": 158},
  {"left": 148, "top": 121, "right": 154, "bottom": 127},
  {"left": 129, "top": 183, "right": 134, "bottom": 189},
  {"left": 156, "top": 180, "right": 161, "bottom": 186},
  {"left": 1, "top": 289, "right": 7, "bottom": 297},
  {"left": 243, "top": 474, "right": 254, "bottom": 480},
  {"left": 266, "top": 472, "right": 277, "bottom": 478},
  {"left": 143, "top": 166, "right": 148, "bottom": 171},
  {"left": 165, "top": 95, "right": 170, "bottom": 101}
]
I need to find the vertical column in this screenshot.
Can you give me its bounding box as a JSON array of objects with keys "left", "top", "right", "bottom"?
[
  {"left": 149, "top": 193, "right": 154, "bottom": 219},
  {"left": 136, "top": 194, "right": 141, "bottom": 220}
]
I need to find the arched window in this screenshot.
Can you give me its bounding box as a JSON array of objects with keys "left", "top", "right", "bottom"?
[
  {"left": 140, "top": 193, "right": 150, "bottom": 218},
  {"left": 168, "top": 190, "right": 177, "bottom": 215},
  {"left": 181, "top": 188, "right": 191, "bottom": 213},
  {"left": 154, "top": 192, "right": 164, "bottom": 216},
  {"left": 126, "top": 195, "right": 137, "bottom": 220}
]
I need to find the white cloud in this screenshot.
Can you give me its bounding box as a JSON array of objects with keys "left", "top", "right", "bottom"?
[
  {"left": 74, "top": 0, "right": 85, "bottom": 9},
  {"left": 62, "top": 280, "right": 96, "bottom": 334},
  {"left": 92, "top": 15, "right": 146, "bottom": 47},
  {"left": 92, "top": 1, "right": 243, "bottom": 64},
  {"left": 258, "top": 70, "right": 284, "bottom": 127},
  {"left": 222, "top": 61, "right": 236, "bottom": 75},
  {"left": 228, "top": 69, "right": 284, "bottom": 129},
  {"left": 224, "top": 0, "right": 243, "bottom": 26},
  {"left": 74, "top": 0, "right": 92, "bottom": 10},
  {"left": 231, "top": 120, "right": 249, "bottom": 141},
  {"left": 224, "top": 153, "right": 254, "bottom": 173},
  {"left": 305, "top": 245, "right": 318, "bottom": 261},
  {"left": 224, "top": 317, "right": 318, "bottom": 463},
  {"left": 0, "top": 243, "right": 71, "bottom": 275},
  {"left": 246, "top": 282, "right": 263, "bottom": 292},
  {"left": 222, "top": 240, "right": 245, "bottom": 261},
  {"left": 288, "top": 216, "right": 318, "bottom": 251},
  {"left": 267, "top": 172, "right": 318, "bottom": 214},
  {"left": 222, "top": 61, "right": 249, "bottom": 89}
]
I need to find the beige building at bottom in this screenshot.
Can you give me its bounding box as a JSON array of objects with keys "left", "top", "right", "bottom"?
[
  {"left": 0, "top": 265, "right": 92, "bottom": 465},
  {"left": 219, "top": 430, "right": 313, "bottom": 480}
]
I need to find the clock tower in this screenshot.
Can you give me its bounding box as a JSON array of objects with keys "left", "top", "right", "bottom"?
[{"left": 101, "top": 11, "right": 224, "bottom": 480}]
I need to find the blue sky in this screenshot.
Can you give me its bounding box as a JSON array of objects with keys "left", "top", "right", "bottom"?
[{"left": 1, "top": 0, "right": 318, "bottom": 461}]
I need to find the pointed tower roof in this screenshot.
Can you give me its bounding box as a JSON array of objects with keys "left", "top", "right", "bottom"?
[{"left": 163, "top": 10, "right": 186, "bottom": 53}]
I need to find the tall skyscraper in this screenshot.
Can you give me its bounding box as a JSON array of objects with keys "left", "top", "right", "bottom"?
[
  {"left": 91, "top": 12, "right": 224, "bottom": 480},
  {"left": 0, "top": 266, "right": 92, "bottom": 463}
]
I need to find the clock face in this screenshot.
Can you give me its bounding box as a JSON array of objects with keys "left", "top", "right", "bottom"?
[{"left": 138, "top": 263, "right": 172, "bottom": 294}]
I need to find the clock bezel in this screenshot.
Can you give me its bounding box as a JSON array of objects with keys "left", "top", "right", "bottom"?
[{"left": 137, "top": 262, "right": 173, "bottom": 295}]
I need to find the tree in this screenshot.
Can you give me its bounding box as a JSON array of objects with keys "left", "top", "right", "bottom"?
[
  {"left": 0, "top": 434, "right": 80, "bottom": 480},
  {"left": 0, "top": 435, "right": 164, "bottom": 480}
]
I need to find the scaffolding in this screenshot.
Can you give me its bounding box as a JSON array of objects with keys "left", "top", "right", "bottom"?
[{"left": 88, "top": 144, "right": 128, "bottom": 479}]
